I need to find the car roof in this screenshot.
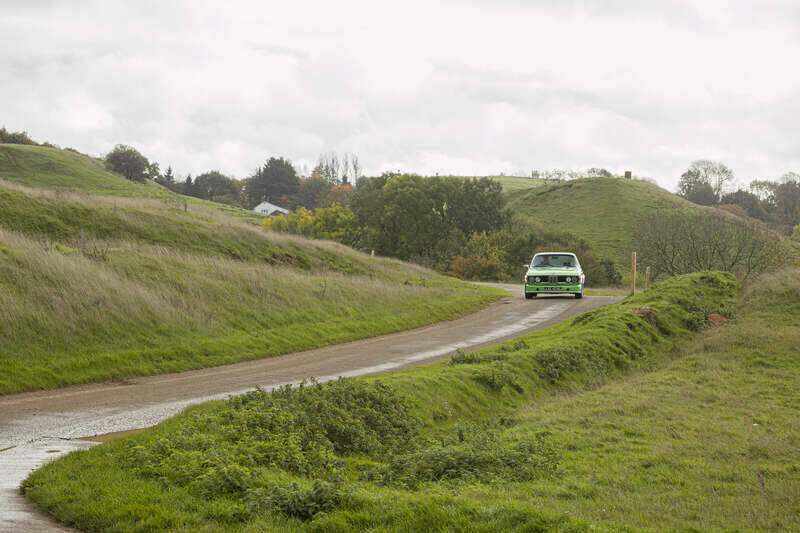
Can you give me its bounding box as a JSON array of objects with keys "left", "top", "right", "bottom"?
[{"left": 533, "top": 252, "right": 577, "bottom": 257}]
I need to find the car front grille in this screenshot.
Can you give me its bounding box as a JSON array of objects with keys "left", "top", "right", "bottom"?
[{"left": 527, "top": 275, "right": 579, "bottom": 284}]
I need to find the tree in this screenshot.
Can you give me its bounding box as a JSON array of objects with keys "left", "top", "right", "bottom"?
[
  {"left": 772, "top": 180, "right": 800, "bottom": 233},
  {"left": 586, "top": 167, "right": 613, "bottom": 178},
  {"left": 145, "top": 161, "right": 161, "bottom": 181},
  {"left": 684, "top": 182, "right": 718, "bottom": 206},
  {"left": 316, "top": 152, "right": 362, "bottom": 185},
  {"left": 293, "top": 175, "right": 333, "bottom": 209},
  {"left": 633, "top": 210, "right": 786, "bottom": 280},
  {"left": 720, "top": 189, "right": 767, "bottom": 221},
  {"left": 381, "top": 174, "right": 442, "bottom": 259},
  {"left": 321, "top": 184, "right": 354, "bottom": 207},
  {"left": 104, "top": 145, "right": 149, "bottom": 182},
  {"left": 318, "top": 153, "right": 341, "bottom": 184},
  {"left": 349, "top": 174, "right": 506, "bottom": 262},
  {"left": 243, "top": 157, "right": 300, "bottom": 208},
  {"left": 341, "top": 155, "right": 352, "bottom": 186},
  {"left": 351, "top": 154, "right": 362, "bottom": 185},
  {"left": 677, "top": 160, "right": 734, "bottom": 205},
  {"left": 0, "top": 127, "right": 37, "bottom": 145},
  {"left": 192, "top": 171, "right": 240, "bottom": 204}
]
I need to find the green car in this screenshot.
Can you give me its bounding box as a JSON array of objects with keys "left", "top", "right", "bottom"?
[{"left": 524, "top": 252, "right": 584, "bottom": 299}]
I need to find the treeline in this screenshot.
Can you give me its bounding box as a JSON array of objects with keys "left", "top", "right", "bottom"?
[
  {"left": 102, "top": 145, "right": 357, "bottom": 211},
  {"left": 263, "top": 173, "right": 621, "bottom": 285},
  {"left": 677, "top": 159, "right": 800, "bottom": 238},
  {"left": 0, "top": 127, "right": 39, "bottom": 146}
]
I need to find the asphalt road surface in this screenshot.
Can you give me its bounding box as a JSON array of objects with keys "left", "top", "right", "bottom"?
[{"left": 0, "top": 285, "right": 620, "bottom": 532}]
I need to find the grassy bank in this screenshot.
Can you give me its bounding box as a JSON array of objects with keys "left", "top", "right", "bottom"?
[
  {"left": 25, "top": 271, "right": 794, "bottom": 533},
  {"left": 0, "top": 225, "right": 502, "bottom": 394},
  {"left": 0, "top": 176, "right": 505, "bottom": 394}
]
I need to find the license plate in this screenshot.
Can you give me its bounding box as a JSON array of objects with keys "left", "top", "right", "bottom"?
[{"left": 540, "top": 287, "right": 561, "bottom": 291}]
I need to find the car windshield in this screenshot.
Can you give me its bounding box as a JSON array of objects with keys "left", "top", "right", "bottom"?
[{"left": 532, "top": 254, "right": 575, "bottom": 268}]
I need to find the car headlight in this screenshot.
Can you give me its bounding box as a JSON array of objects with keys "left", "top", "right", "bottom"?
[
  {"left": 535, "top": 276, "right": 541, "bottom": 283},
  {"left": 565, "top": 276, "right": 572, "bottom": 283}
]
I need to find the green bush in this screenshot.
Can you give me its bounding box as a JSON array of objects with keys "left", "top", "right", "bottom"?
[
  {"left": 472, "top": 362, "right": 523, "bottom": 392},
  {"left": 245, "top": 480, "right": 346, "bottom": 520},
  {"left": 374, "top": 426, "right": 559, "bottom": 488},
  {"left": 448, "top": 349, "right": 506, "bottom": 365}
]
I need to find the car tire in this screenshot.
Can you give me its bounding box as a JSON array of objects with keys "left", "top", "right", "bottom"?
[
  {"left": 575, "top": 289, "right": 583, "bottom": 299},
  {"left": 525, "top": 292, "right": 534, "bottom": 299}
]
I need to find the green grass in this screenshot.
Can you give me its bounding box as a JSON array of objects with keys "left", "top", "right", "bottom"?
[
  {"left": 439, "top": 175, "right": 544, "bottom": 193},
  {"left": 0, "top": 223, "right": 503, "bottom": 394},
  {"left": 26, "top": 271, "right": 796, "bottom": 533},
  {"left": 506, "top": 177, "right": 693, "bottom": 267},
  {"left": 0, "top": 159, "right": 506, "bottom": 394},
  {"left": 483, "top": 176, "right": 545, "bottom": 192},
  {"left": 0, "top": 143, "right": 263, "bottom": 222}
]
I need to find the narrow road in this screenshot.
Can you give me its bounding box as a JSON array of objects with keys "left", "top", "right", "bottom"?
[{"left": 0, "top": 285, "right": 620, "bottom": 532}]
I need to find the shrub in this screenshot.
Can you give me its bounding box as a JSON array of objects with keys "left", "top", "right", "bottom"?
[
  {"left": 449, "top": 349, "right": 506, "bottom": 365},
  {"left": 245, "top": 480, "right": 346, "bottom": 520},
  {"left": 448, "top": 254, "right": 506, "bottom": 280},
  {"left": 374, "top": 426, "right": 560, "bottom": 488},
  {"left": 124, "top": 379, "right": 421, "bottom": 491},
  {"left": 472, "top": 362, "right": 523, "bottom": 392}
]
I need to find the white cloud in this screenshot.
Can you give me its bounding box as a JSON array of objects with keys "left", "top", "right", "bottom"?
[{"left": 1, "top": 0, "right": 798, "bottom": 190}]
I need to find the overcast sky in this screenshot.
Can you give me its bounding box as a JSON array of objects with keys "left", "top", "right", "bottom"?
[{"left": 2, "top": 0, "right": 798, "bottom": 190}]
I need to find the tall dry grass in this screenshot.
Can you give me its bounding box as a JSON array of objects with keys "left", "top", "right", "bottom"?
[{"left": 0, "top": 224, "right": 498, "bottom": 393}]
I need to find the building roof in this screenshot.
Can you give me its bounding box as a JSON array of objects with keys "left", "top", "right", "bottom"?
[{"left": 253, "top": 201, "right": 289, "bottom": 215}]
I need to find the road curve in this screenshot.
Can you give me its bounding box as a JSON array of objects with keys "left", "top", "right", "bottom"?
[{"left": 0, "top": 285, "right": 620, "bottom": 532}]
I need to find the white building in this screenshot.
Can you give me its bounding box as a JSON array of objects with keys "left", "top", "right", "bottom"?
[{"left": 253, "top": 201, "right": 289, "bottom": 216}]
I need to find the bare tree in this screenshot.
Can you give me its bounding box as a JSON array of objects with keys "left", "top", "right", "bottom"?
[
  {"left": 677, "top": 160, "right": 735, "bottom": 205},
  {"left": 351, "top": 154, "right": 362, "bottom": 185},
  {"left": 318, "top": 152, "right": 362, "bottom": 185},
  {"left": 779, "top": 171, "right": 800, "bottom": 184},
  {"left": 341, "top": 154, "right": 352, "bottom": 185},
  {"left": 634, "top": 210, "right": 786, "bottom": 281},
  {"left": 318, "top": 153, "right": 341, "bottom": 184}
]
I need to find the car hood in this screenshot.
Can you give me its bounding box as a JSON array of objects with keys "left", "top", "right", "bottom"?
[{"left": 526, "top": 267, "right": 581, "bottom": 277}]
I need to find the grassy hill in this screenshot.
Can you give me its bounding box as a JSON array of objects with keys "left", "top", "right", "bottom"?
[
  {"left": 0, "top": 145, "right": 504, "bottom": 394},
  {"left": 0, "top": 143, "right": 262, "bottom": 221},
  {"left": 0, "top": 143, "right": 170, "bottom": 196},
  {"left": 506, "top": 177, "right": 693, "bottom": 267}
]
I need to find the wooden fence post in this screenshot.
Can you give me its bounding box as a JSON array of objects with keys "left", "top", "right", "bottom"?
[
  {"left": 645, "top": 266, "right": 651, "bottom": 290},
  {"left": 631, "top": 252, "right": 637, "bottom": 295}
]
